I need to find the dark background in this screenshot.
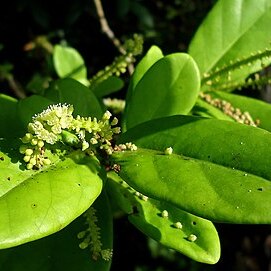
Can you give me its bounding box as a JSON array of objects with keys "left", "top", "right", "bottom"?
[{"left": 1, "top": 1, "right": 271, "bottom": 270}]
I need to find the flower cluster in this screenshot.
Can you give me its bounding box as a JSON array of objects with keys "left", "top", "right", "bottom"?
[
  {"left": 78, "top": 207, "right": 113, "bottom": 261},
  {"left": 20, "top": 103, "right": 122, "bottom": 169},
  {"left": 199, "top": 92, "right": 260, "bottom": 126}
]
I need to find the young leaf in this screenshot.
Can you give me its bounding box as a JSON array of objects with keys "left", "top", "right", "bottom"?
[
  {"left": 53, "top": 45, "right": 88, "bottom": 86},
  {"left": 122, "top": 45, "right": 164, "bottom": 131},
  {"left": 0, "top": 213, "right": 111, "bottom": 271},
  {"left": 113, "top": 115, "right": 271, "bottom": 223},
  {"left": 44, "top": 78, "right": 103, "bottom": 118},
  {"left": 107, "top": 172, "right": 220, "bottom": 264},
  {"left": 124, "top": 53, "right": 200, "bottom": 130},
  {"left": 189, "top": 0, "right": 271, "bottom": 87},
  {"left": 0, "top": 139, "right": 104, "bottom": 249},
  {"left": 127, "top": 45, "right": 164, "bottom": 96}
]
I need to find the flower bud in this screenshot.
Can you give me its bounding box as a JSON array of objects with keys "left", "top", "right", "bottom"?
[
  {"left": 23, "top": 155, "right": 31, "bottom": 162},
  {"left": 37, "top": 140, "right": 44, "bottom": 148},
  {"left": 25, "top": 149, "right": 34, "bottom": 156},
  {"left": 29, "top": 157, "right": 37, "bottom": 165}
]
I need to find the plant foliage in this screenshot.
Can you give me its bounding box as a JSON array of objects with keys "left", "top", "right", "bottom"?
[{"left": 1, "top": 0, "right": 271, "bottom": 269}]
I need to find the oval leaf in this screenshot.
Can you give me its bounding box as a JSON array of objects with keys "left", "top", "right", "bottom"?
[
  {"left": 53, "top": 45, "right": 88, "bottom": 86},
  {"left": 45, "top": 78, "right": 103, "bottom": 118},
  {"left": 124, "top": 53, "right": 200, "bottom": 130},
  {"left": 113, "top": 148, "right": 271, "bottom": 224},
  {"left": 119, "top": 115, "right": 271, "bottom": 180},
  {"left": 189, "top": 0, "right": 271, "bottom": 86},
  {"left": 0, "top": 139, "right": 103, "bottom": 249},
  {"left": 113, "top": 115, "right": 271, "bottom": 223},
  {"left": 127, "top": 45, "right": 164, "bottom": 96}
]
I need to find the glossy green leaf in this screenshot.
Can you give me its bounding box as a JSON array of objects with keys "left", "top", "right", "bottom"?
[
  {"left": 107, "top": 172, "right": 220, "bottom": 264},
  {"left": 205, "top": 91, "right": 271, "bottom": 132},
  {"left": 0, "top": 139, "right": 103, "bottom": 249},
  {"left": 53, "top": 45, "right": 88, "bottom": 86},
  {"left": 45, "top": 78, "right": 103, "bottom": 117},
  {"left": 113, "top": 115, "right": 271, "bottom": 223},
  {"left": 124, "top": 53, "right": 200, "bottom": 130},
  {"left": 113, "top": 148, "right": 271, "bottom": 224},
  {"left": 189, "top": 0, "right": 271, "bottom": 86},
  {"left": 91, "top": 76, "right": 124, "bottom": 98},
  {"left": 123, "top": 45, "right": 164, "bottom": 131},
  {"left": 127, "top": 45, "right": 163, "bottom": 96},
  {"left": 0, "top": 94, "right": 24, "bottom": 137},
  {"left": 0, "top": 211, "right": 111, "bottom": 271}
]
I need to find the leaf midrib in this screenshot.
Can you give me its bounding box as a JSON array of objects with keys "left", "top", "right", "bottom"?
[{"left": 202, "top": 1, "right": 271, "bottom": 74}]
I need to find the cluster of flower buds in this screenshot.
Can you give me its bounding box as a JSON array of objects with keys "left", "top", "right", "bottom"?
[
  {"left": 19, "top": 134, "right": 51, "bottom": 170},
  {"left": 20, "top": 103, "right": 122, "bottom": 169}
]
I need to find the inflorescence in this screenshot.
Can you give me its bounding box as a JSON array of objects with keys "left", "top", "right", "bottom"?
[
  {"left": 20, "top": 103, "right": 136, "bottom": 169},
  {"left": 78, "top": 207, "right": 113, "bottom": 261},
  {"left": 199, "top": 92, "right": 260, "bottom": 126}
]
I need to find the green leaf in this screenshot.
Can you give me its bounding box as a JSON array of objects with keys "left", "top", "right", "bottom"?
[
  {"left": 106, "top": 171, "right": 133, "bottom": 214},
  {"left": 17, "top": 95, "right": 54, "bottom": 128},
  {"left": 189, "top": 0, "right": 271, "bottom": 86},
  {"left": 91, "top": 76, "right": 124, "bottom": 98},
  {"left": 0, "top": 213, "right": 111, "bottom": 271},
  {"left": 192, "top": 98, "right": 234, "bottom": 121},
  {"left": 122, "top": 45, "right": 164, "bottom": 131},
  {"left": 113, "top": 115, "right": 271, "bottom": 223},
  {"left": 45, "top": 78, "right": 103, "bottom": 118},
  {"left": 127, "top": 45, "right": 163, "bottom": 96},
  {"left": 124, "top": 53, "right": 200, "bottom": 130},
  {"left": 204, "top": 91, "right": 271, "bottom": 132},
  {"left": 122, "top": 45, "right": 163, "bottom": 131},
  {"left": 113, "top": 148, "right": 271, "bottom": 224},
  {"left": 107, "top": 172, "right": 220, "bottom": 264},
  {"left": 0, "top": 94, "right": 24, "bottom": 137},
  {"left": 0, "top": 139, "right": 103, "bottom": 249},
  {"left": 53, "top": 45, "right": 88, "bottom": 86}
]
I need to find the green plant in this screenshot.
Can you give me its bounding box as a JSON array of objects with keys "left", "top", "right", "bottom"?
[{"left": 1, "top": 0, "right": 271, "bottom": 270}]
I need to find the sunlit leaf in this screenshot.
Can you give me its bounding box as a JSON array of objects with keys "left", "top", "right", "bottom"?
[
  {"left": 53, "top": 45, "right": 88, "bottom": 86},
  {"left": 189, "top": 0, "right": 271, "bottom": 89},
  {"left": 124, "top": 53, "right": 200, "bottom": 130},
  {"left": 107, "top": 172, "right": 220, "bottom": 264},
  {"left": 0, "top": 139, "right": 104, "bottom": 249},
  {"left": 113, "top": 115, "right": 271, "bottom": 223}
]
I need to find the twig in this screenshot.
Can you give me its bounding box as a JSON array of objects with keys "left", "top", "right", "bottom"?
[
  {"left": 93, "top": 0, "right": 126, "bottom": 55},
  {"left": 6, "top": 74, "right": 26, "bottom": 99}
]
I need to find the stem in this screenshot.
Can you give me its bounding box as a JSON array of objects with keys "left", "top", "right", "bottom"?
[
  {"left": 93, "top": 0, "right": 126, "bottom": 55},
  {"left": 6, "top": 74, "right": 26, "bottom": 99}
]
